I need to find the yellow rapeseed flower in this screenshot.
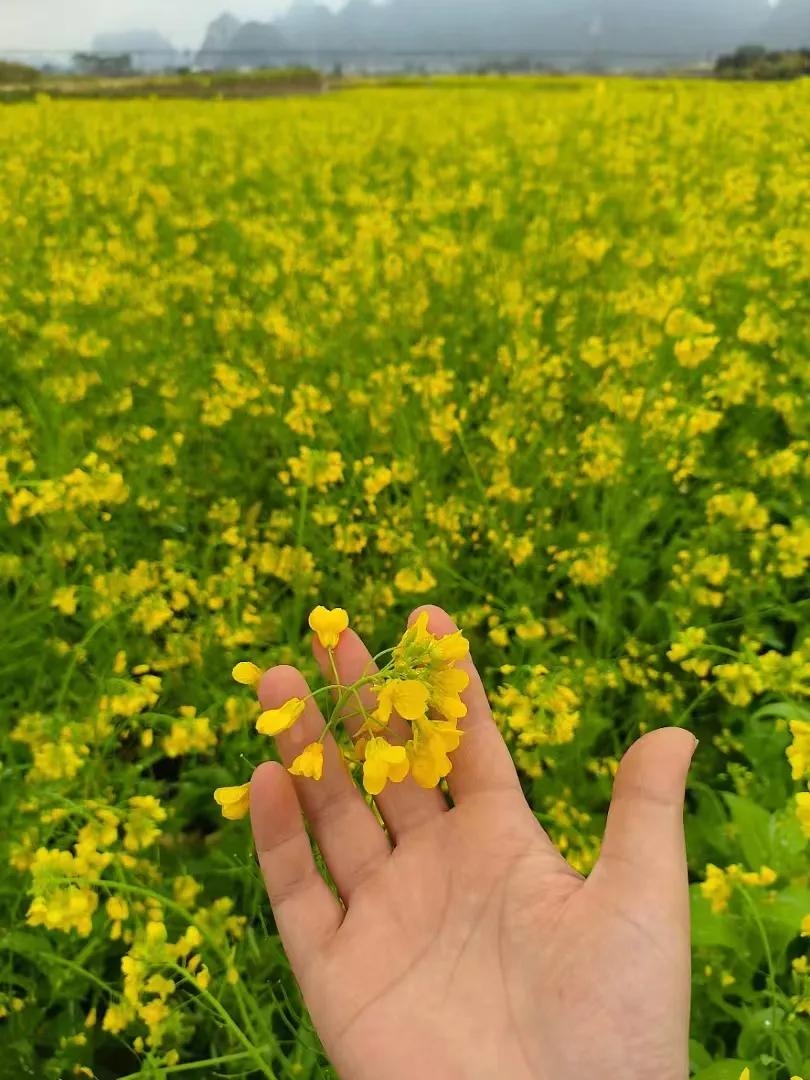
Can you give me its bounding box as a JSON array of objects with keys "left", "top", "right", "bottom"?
[
  {"left": 256, "top": 698, "right": 306, "bottom": 737},
  {"left": 288, "top": 742, "right": 324, "bottom": 781},
  {"left": 51, "top": 586, "right": 78, "bottom": 616},
  {"left": 427, "top": 666, "right": 470, "bottom": 720},
  {"left": 363, "top": 737, "right": 410, "bottom": 796},
  {"left": 797, "top": 791, "right": 810, "bottom": 840},
  {"left": 232, "top": 662, "right": 262, "bottom": 690},
  {"left": 213, "top": 784, "right": 250, "bottom": 821},
  {"left": 787, "top": 719, "right": 810, "bottom": 781},
  {"left": 394, "top": 568, "right": 437, "bottom": 594},
  {"left": 375, "top": 679, "right": 430, "bottom": 724},
  {"left": 308, "top": 606, "right": 349, "bottom": 649},
  {"left": 105, "top": 897, "right": 129, "bottom": 922},
  {"left": 407, "top": 717, "right": 463, "bottom": 789}
]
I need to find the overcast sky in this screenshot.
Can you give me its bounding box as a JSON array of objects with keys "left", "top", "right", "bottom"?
[
  {"left": 0, "top": 1, "right": 342, "bottom": 53},
  {"left": 0, "top": 0, "right": 782, "bottom": 54}
]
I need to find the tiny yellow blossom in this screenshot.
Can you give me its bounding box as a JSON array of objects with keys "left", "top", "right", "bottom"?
[
  {"left": 701, "top": 864, "right": 732, "bottom": 914},
  {"left": 102, "top": 1003, "right": 132, "bottom": 1034},
  {"left": 213, "top": 783, "right": 250, "bottom": 821},
  {"left": 739, "top": 866, "right": 777, "bottom": 887},
  {"left": 308, "top": 606, "right": 349, "bottom": 649},
  {"left": 428, "top": 666, "right": 470, "bottom": 720},
  {"left": 51, "top": 586, "right": 78, "bottom": 616},
  {"left": 105, "top": 897, "right": 129, "bottom": 922},
  {"left": 797, "top": 791, "right": 810, "bottom": 840},
  {"left": 394, "top": 567, "right": 437, "bottom": 593},
  {"left": 363, "top": 737, "right": 410, "bottom": 796},
  {"left": 232, "top": 661, "right": 262, "bottom": 690},
  {"left": 376, "top": 679, "right": 430, "bottom": 725},
  {"left": 787, "top": 719, "right": 810, "bottom": 781},
  {"left": 256, "top": 697, "right": 306, "bottom": 737},
  {"left": 289, "top": 742, "right": 324, "bottom": 781},
  {"left": 407, "top": 717, "right": 462, "bottom": 789},
  {"left": 433, "top": 630, "right": 470, "bottom": 664}
]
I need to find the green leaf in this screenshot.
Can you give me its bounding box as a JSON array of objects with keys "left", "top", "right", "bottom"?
[
  {"left": 770, "top": 808, "right": 809, "bottom": 871},
  {"left": 736, "top": 1006, "right": 786, "bottom": 1060},
  {"left": 690, "top": 886, "right": 739, "bottom": 948},
  {"left": 723, "top": 794, "right": 772, "bottom": 870},
  {"left": 689, "top": 1039, "right": 713, "bottom": 1072},
  {"left": 0, "top": 929, "right": 56, "bottom": 961},
  {"left": 692, "top": 1061, "right": 752, "bottom": 1080},
  {"left": 751, "top": 702, "right": 810, "bottom": 723},
  {"left": 764, "top": 885, "right": 810, "bottom": 935}
]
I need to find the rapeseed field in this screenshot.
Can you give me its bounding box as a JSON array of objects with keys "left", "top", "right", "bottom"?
[{"left": 1, "top": 78, "right": 809, "bottom": 1078}]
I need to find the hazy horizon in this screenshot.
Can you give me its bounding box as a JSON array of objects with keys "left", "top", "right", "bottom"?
[
  {"left": 0, "top": 0, "right": 340, "bottom": 52},
  {"left": 0, "top": 0, "right": 786, "bottom": 54}
]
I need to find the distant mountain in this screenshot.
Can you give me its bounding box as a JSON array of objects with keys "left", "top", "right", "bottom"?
[
  {"left": 196, "top": 13, "right": 291, "bottom": 68},
  {"left": 591, "top": 0, "right": 769, "bottom": 55},
  {"left": 197, "top": 13, "right": 244, "bottom": 68},
  {"left": 760, "top": 0, "right": 810, "bottom": 47},
  {"left": 282, "top": 1, "right": 336, "bottom": 52},
  {"left": 195, "top": 1, "right": 779, "bottom": 71},
  {"left": 228, "top": 22, "right": 291, "bottom": 67},
  {"left": 91, "top": 29, "right": 178, "bottom": 72}
]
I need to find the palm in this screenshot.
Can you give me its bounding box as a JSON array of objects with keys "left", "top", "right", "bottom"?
[{"left": 250, "top": 607, "right": 695, "bottom": 1080}]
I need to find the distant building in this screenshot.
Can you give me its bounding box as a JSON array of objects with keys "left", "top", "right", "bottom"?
[
  {"left": 73, "top": 52, "right": 133, "bottom": 77},
  {"left": 91, "top": 30, "right": 179, "bottom": 73}
]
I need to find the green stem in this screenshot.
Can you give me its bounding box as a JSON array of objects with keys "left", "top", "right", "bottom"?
[
  {"left": 455, "top": 427, "right": 489, "bottom": 506},
  {"left": 169, "top": 964, "right": 274, "bottom": 1080},
  {"left": 673, "top": 684, "right": 714, "bottom": 727},
  {"left": 699, "top": 644, "right": 748, "bottom": 660},
  {"left": 318, "top": 667, "right": 393, "bottom": 742},
  {"left": 738, "top": 885, "right": 779, "bottom": 1062},
  {"left": 291, "top": 483, "right": 309, "bottom": 642},
  {"left": 55, "top": 603, "right": 138, "bottom": 710},
  {"left": 257, "top": 682, "right": 356, "bottom": 718},
  {"left": 117, "top": 1045, "right": 271, "bottom": 1079},
  {"left": 64, "top": 877, "right": 263, "bottom": 1044},
  {"left": 328, "top": 647, "right": 373, "bottom": 732},
  {"left": 33, "top": 951, "right": 121, "bottom": 1001}
]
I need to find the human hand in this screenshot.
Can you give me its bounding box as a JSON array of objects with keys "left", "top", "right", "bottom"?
[{"left": 249, "top": 605, "right": 697, "bottom": 1080}]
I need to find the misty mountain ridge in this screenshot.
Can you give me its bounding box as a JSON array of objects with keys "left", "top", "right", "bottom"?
[
  {"left": 96, "top": 0, "right": 810, "bottom": 71},
  {"left": 196, "top": 0, "right": 810, "bottom": 64}
]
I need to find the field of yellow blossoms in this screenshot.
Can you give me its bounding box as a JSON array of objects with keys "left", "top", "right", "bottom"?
[{"left": 1, "top": 76, "right": 809, "bottom": 1078}]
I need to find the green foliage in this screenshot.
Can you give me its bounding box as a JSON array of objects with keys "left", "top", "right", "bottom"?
[
  {"left": 0, "top": 78, "right": 808, "bottom": 1077},
  {"left": 0, "top": 60, "right": 40, "bottom": 85},
  {"left": 716, "top": 46, "right": 810, "bottom": 81}
]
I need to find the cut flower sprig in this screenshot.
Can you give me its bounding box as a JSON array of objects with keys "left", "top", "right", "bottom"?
[{"left": 214, "top": 606, "right": 470, "bottom": 818}]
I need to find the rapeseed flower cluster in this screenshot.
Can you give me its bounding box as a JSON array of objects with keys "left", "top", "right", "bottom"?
[{"left": 215, "top": 606, "right": 469, "bottom": 812}]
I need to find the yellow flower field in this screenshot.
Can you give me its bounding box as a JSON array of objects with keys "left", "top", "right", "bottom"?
[{"left": 1, "top": 78, "right": 809, "bottom": 1077}]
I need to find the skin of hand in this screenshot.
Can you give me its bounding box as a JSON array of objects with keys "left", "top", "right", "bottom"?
[{"left": 249, "top": 605, "right": 697, "bottom": 1080}]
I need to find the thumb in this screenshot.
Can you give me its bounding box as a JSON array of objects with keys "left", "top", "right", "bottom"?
[{"left": 592, "top": 727, "right": 697, "bottom": 913}]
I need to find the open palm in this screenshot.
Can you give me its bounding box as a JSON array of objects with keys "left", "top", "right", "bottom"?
[{"left": 250, "top": 605, "right": 696, "bottom": 1080}]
